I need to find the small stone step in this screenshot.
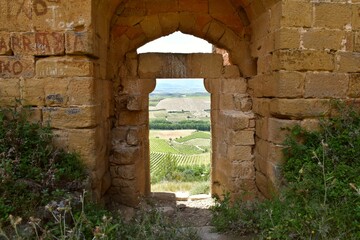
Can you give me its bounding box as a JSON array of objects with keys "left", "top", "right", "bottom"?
[
  {"left": 189, "top": 194, "right": 211, "bottom": 201},
  {"left": 175, "top": 191, "right": 190, "bottom": 201}
]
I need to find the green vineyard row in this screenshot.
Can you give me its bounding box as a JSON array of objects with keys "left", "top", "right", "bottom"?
[{"left": 150, "top": 152, "right": 210, "bottom": 174}]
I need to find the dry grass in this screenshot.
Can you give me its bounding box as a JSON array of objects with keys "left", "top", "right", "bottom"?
[
  {"left": 151, "top": 181, "right": 209, "bottom": 194},
  {"left": 150, "top": 130, "right": 195, "bottom": 139}
]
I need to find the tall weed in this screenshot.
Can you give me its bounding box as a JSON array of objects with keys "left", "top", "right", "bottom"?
[{"left": 212, "top": 102, "right": 360, "bottom": 239}]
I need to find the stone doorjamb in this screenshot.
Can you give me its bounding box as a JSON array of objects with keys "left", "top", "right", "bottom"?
[{"left": 108, "top": 52, "right": 257, "bottom": 206}]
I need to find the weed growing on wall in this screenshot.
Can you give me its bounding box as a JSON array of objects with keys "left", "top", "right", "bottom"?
[
  {"left": 212, "top": 102, "right": 360, "bottom": 239},
  {"left": 0, "top": 108, "right": 87, "bottom": 222},
  {"left": 0, "top": 107, "right": 201, "bottom": 239}
]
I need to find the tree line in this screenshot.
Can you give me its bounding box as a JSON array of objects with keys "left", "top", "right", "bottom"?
[{"left": 150, "top": 119, "right": 210, "bottom": 131}]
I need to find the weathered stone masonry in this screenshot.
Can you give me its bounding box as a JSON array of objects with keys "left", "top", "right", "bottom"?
[{"left": 1, "top": 0, "right": 360, "bottom": 206}]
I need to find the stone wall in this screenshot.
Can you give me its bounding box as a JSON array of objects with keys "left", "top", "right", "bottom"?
[{"left": 0, "top": 0, "right": 359, "bottom": 206}]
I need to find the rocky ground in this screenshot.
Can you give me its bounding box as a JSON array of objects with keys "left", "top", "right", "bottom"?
[{"left": 115, "top": 192, "right": 255, "bottom": 240}]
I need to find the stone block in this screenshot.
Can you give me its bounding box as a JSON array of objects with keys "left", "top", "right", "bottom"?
[
  {"left": 204, "top": 78, "right": 220, "bottom": 94},
  {"left": 254, "top": 153, "right": 268, "bottom": 174},
  {"left": 314, "top": 3, "right": 351, "bottom": 29},
  {"left": 110, "top": 165, "right": 135, "bottom": 180},
  {"left": 0, "top": 0, "right": 33, "bottom": 31},
  {"left": 36, "top": 56, "right": 94, "bottom": 78},
  {"left": 355, "top": 31, "right": 360, "bottom": 52},
  {"left": 274, "top": 28, "right": 300, "bottom": 50},
  {"left": 122, "top": 79, "right": 156, "bottom": 94},
  {"left": 348, "top": 73, "right": 360, "bottom": 98},
  {"left": 223, "top": 65, "right": 240, "bottom": 78},
  {"left": 58, "top": 128, "right": 100, "bottom": 170},
  {"left": 32, "top": 0, "right": 92, "bottom": 32},
  {"left": 281, "top": 1, "right": 312, "bottom": 27},
  {"left": 353, "top": 5, "right": 360, "bottom": 30},
  {"left": 179, "top": 0, "right": 207, "bottom": 12},
  {"left": 127, "top": 127, "right": 145, "bottom": 146},
  {"left": 336, "top": 52, "right": 360, "bottom": 73},
  {"left": 21, "top": 78, "right": 45, "bottom": 106},
  {"left": 220, "top": 110, "right": 254, "bottom": 131},
  {"left": 145, "top": 0, "right": 177, "bottom": 14},
  {"left": 255, "top": 171, "right": 271, "bottom": 198},
  {"left": 268, "top": 143, "right": 285, "bottom": 164},
  {"left": 249, "top": 71, "right": 304, "bottom": 98},
  {"left": 117, "top": 110, "right": 148, "bottom": 126},
  {"left": 226, "top": 130, "right": 255, "bottom": 146},
  {"left": 0, "top": 79, "right": 20, "bottom": 106},
  {"left": 67, "top": 78, "right": 95, "bottom": 105},
  {"left": 302, "top": 29, "right": 346, "bottom": 50},
  {"left": 254, "top": 138, "right": 268, "bottom": 160},
  {"left": 231, "top": 161, "right": 255, "bottom": 180},
  {"left": 252, "top": 98, "right": 271, "bottom": 117},
  {"left": 179, "top": 12, "right": 196, "bottom": 34},
  {"left": 257, "top": 54, "right": 273, "bottom": 74},
  {"left": 300, "top": 119, "right": 320, "bottom": 132},
  {"left": 234, "top": 94, "right": 252, "bottom": 112},
  {"left": 158, "top": 13, "right": 179, "bottom": 36},
  {"left": 65, "top": 31, "right": 97, "bottom": 56},
  {"left": 305, "top": 72, "right": 348, "bottom": 98},
  {"left": 221, "top": 78, "right": 247, "bottom": 94},
  {"left": 111, "top": 145, "right": 140, "bottom": 165},
  {"left": 140, "top": 15, "right": 162, "bottom": 40},
  {"left": 0, "top": 32, "right": 11, "bottom": 55},
  {"left": 228, "top": 145, "right": 253, "bottom": 161},
  {"left": 138, "top": 53, "right": 223, "bottom": 79},
  {"left": 270, "top": 99, "right": 330, "bottom": 119},
  {"left": 43, "top": 106, "right": 98, "bottom": 129},
  {"left": 127, "top": 95, "right": 147, "bottom": 111},
  {"left": 124, "top": 52, "right": 138, "bottom": 78},
  {"left": 267, "top": 118, "right": 300, "bottom": 144},
  {"left": 204, "top": 20, "right": 226, "bottom": 43},
  {"left": 44, "top": 78, "right": 70, "bottom": 106},
  {"left": 0, "top": 56, "right": 34, "bottom": 78},
  {"left": 273, "top": 50, "right": 334, "bottom": 71},
  {"left": 101, "top": 171, "right": 112, "bottom": 196},
  {"left": 192, "top": 14, "right": 212, "bottom": 38},
  {"left": 11, "top": 32, "right": 64, "bottom": 56}
]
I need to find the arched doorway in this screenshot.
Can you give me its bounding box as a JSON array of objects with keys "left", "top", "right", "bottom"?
[{"left": 99, "top": 0, "right": 272, "bottom": 206}]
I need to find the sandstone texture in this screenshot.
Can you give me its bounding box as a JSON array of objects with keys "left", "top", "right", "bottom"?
[{"left": 0, "top": 0, "right": 358, "bottom": 206}]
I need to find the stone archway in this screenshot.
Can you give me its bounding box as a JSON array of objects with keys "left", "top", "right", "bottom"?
[
  {"left": 103, "top": 0, "right": 268, "bottom": 206},
  {"left": 108, "top": 50, "right": 256, "bottom": 206}
]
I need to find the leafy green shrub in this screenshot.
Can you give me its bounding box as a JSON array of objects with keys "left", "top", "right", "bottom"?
[
  {"left": 212, "top": 102, "right": 360, "bottom": 239},
  {"left": 151, "top": 153, "right": 210, "bottom": 184},
  {"left": 189, "top": 181, "right": 210, "bottom": 195},
  {"left": 0, "top": 108, "right": 86, "bottom": 223}
]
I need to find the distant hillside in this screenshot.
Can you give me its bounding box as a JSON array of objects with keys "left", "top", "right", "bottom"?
[{"left": 153, "top": 79, "right": 207, "bottom": 94}]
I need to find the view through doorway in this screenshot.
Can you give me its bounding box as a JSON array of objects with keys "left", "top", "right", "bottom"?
[
  {"left": 149, "top": 78, "right": 211, "bottom": 197},
  {"left": 137, "top": 32, "right": 213, "bottom": 198}
]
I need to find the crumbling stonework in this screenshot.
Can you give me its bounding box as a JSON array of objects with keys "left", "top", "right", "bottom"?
[{"left": 1, "top": 0, "right": 359, "bottom": 206}]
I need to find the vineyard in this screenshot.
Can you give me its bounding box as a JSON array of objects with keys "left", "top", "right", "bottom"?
[
  {"left": 175, "top": 131, "right": 211, "bottom": 143},
  {"left": 150, "top": 152, "right": 210, "bottom": 176},
  {"left": 149, "top": 130, "right": 211, "bottom": 183}
]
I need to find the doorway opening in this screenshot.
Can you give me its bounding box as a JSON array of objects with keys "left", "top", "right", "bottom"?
[
  {"left": 138, "top": 32, "right": 213, "bottom": 199},
  {"left": 149, "top": 78, "right": 211, "bottom": 198}
]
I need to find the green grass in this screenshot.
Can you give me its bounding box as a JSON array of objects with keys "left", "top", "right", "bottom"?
[
  {"left": 184, "top": 138, "right": 211, "bottom": 146},
  {"left": 150, "top": 138, "right": 179, "bottom": 153},
  {"left": 175, "top": 131, "right": 211, "bottom": 143},
  {"left": 171, "top": 142, "right": 204, "bottom": 154}
]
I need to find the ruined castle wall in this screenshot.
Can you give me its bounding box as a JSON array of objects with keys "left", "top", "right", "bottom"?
[
  {"left": 1, "top": 0, "right": 359, "bottom": 205},
  {"left": 249, "top": 1, "right": 360, "bottom": 198}
]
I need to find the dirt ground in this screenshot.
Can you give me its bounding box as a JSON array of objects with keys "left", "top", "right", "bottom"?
[{"left": 113, "top": 192, "right": 256, "bottom": 240}]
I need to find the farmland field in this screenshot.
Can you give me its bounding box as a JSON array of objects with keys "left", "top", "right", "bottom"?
[{"left": 149, "top": 86, "right": 211, "bottom": 194}]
